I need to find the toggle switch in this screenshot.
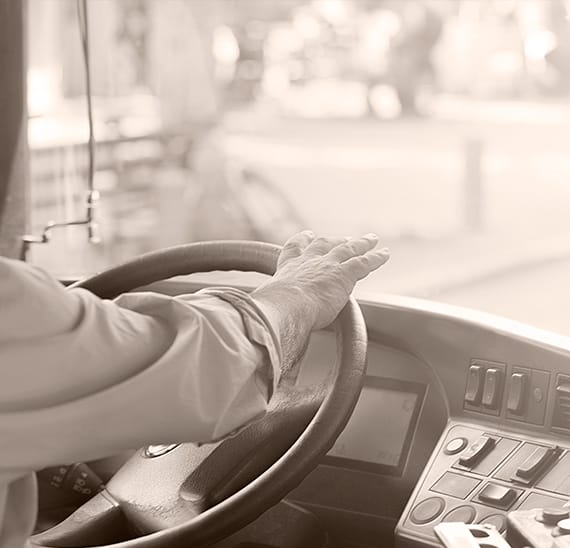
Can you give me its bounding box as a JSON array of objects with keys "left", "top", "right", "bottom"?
[
  {"left": 465, "top": 365, "right": 483, "bottom": 405},
  {"left": 507, "top": 372, "right": 528, "bottom": 415},
  {"left": 482, "top": 368, "right": 503, "bottom": 409},
  {"left": 512, "top": 445, "right": 562, "bottom": 485},
  {"left": 458, "top": 436, "right": 497, "bottom": 468}
]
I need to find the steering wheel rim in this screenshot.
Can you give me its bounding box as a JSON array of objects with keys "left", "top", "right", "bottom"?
[{"left": 31, "top": 240, "right": 368, "bottom": 548}]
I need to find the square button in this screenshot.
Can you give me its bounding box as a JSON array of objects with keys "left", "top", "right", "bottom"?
[
  {"left": 477, "top": 483, "right": 521, "bottom": 509},
  {"left": 431, "top": 472, "right": 481, "bottom": 499}
]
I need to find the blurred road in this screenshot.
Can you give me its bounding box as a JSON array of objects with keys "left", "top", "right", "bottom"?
[
  {"left": 435, "top": 256, "right": 570, "bottom": 338},
  {"left": 223, "top": 103, "right": 570, "bottom": 336},
  {"left": 224, "top": 106, "right": 570, "bottom": 242}
]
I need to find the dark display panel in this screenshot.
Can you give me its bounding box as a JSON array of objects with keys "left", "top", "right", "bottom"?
[{"left": 324, "top": 377, "right": 426, "bottom": 475}]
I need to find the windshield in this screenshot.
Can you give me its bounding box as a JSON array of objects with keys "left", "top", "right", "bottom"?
[{"left": 26, "top": 0, "right": 570, "bottom": 336}]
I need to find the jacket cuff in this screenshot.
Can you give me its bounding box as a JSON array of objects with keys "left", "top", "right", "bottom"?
[{"left": 197, "top": 287, "right": 282, "bottom": 400}]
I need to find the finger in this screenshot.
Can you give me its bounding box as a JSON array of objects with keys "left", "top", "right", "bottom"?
[
  {"left": 328, "top": 233, "right": 379, "bottom": 262},
  {"left": 279, "top": 230, "right": 315, "bottom": 264},
  {"left": 305, "top": 236, "right": 349, "bottom": 256},
  {"left": 343, "top": 248, "right": 390, "bottom": 281}
]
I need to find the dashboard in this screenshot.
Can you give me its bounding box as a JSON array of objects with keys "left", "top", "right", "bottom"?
[
  {"left": 355, "top": 294, "right": 570, "bottom": 548},
  {"left": 397, "top": 357, "right": 570, "bottom": 548},
  {"left": 145, "top": 276, "right": 570, "bottom": 547}
]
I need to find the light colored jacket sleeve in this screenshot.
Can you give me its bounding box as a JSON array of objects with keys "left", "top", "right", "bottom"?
[{"left": 0, "top": 257, "right": 281, "bottom": 474}]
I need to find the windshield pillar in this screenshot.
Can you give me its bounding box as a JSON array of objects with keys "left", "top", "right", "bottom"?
[{"left": 0, "top": 1, "right": 28, "bottom": 259}]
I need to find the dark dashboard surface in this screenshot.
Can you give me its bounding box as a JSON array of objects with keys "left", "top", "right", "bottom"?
[{"left": 288, "top": 331, "right": 447, "bottom": 545}]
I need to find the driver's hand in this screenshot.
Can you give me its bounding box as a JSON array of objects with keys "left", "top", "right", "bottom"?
[
  {"left": 252, "top": 231, "right": 389, "bottom": 368},
  {"left": 276, "top": 231, "right": 389, "bottom": 329}
]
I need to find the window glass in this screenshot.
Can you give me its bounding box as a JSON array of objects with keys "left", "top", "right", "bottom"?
[{"left": 27, "top": 0, "right": 570, "bottom": 335}]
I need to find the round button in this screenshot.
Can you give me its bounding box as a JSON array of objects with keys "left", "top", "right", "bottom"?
[
  {"left": 478, "top": 513, "right": 506, "bottom": 533},
  {"left": 410, "top": 497, "right": 445, "bottom": 525},
  {"left": 542, "top": 508, "right": 569, "bottom": 525},
  {"left": 445, "top": 437, "right": 468, "bottom": 455},
  {"left": 442, "top": 505, "right": 476, "bottom": 524},
  {"left": 557, "top": 518, "right": 570, "bottom": 534}
]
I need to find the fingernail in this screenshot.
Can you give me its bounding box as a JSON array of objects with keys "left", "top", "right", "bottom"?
[
  {"left": 364, "top": 233, "right": 378, "bottom": 239},
  {"left": 379, "top": 247, "right": 390, "bottom": 255}
]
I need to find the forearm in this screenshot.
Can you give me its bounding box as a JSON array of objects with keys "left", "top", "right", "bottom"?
[
  {"left": 0, "top": 258, "right": 281, "bottom": 470},
  {"left": 1, "top": 292, "right": 276, "bottom": 470}
]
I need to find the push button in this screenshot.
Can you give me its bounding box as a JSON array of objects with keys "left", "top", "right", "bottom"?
[
  {"left": 478, "top": 483, "right": 518, "bottom": 508},
  {"left": 465, "top": 365, "right": 483, "bottom": 405},
  {"left": 482, "top": 368, "right": 503, "bottom": 409},
  {"left": 478, "top": 513, "right": 506, "bottom": 533},
  {"left": 507, "top": 372, "right": 528, "bottom": 414},
  {"left": 445, "top": 437, "right": 468, "bottom": 455},
  {"left": 431, "top": 472, "right": 481, "bottom": 499},
  {"left": 458, "top": 436, "right": 497, "bottom": 468},
  {"left": 410, "top": 497, "right": 445, "bottom": 524},
  {"left": 441, "top": 505, "right": 476, "bottom": 524}
]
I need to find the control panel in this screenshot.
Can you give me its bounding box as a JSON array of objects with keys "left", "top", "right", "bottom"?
[
  {"left": 463, "top": 359, "right": 550, "bottom": 425},
  {"left": 396, "top": 423, "right": 570, "bottom": 548}
]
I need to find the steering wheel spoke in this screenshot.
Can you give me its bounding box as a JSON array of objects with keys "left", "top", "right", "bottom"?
[{"left": 32, "top": 491, "right": 127, "bottom": 547}]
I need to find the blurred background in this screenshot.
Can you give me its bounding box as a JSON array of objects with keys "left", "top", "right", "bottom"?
[{"left": 26, "top": 0, "right": 570, "bottom": 335}]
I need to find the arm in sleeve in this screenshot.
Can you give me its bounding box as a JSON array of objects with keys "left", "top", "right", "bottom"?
[{"left": 0, "top": 258, "right": 281, "bottom": 474}]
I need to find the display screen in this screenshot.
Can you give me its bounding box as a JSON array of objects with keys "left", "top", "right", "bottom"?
[{"left": 324, "top": 378, "right": 425, "bottom": 475}]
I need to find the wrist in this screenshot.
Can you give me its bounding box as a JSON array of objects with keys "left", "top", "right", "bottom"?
[{"left": 251, "top": 282, "right": 317, "bottom": 370}]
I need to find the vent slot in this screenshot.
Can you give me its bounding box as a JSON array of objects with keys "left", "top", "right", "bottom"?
[{"left": 553, "top": 375, "right": 570, "bottom": 430}]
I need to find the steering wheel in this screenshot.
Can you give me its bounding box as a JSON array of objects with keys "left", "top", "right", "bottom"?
[{"left": 31, "top": 241, "right": 367, "bottom": 548}]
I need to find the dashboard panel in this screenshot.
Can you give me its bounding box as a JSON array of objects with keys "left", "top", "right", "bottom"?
[
  {"left": 143, "top": 277, "right": 570, "bottom": 546},
  {"left": 362, "top": 295, "right": 570, "bottom": 548},
  {"left": 397, "top": 423, "right": 570, "bottom": 547},
  {"left": 288, "top": 292, "right": 570, "bottom": 546}
]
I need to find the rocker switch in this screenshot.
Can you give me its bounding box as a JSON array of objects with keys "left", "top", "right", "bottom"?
[
  {"left": 482, "top": 368, "right": 502, "bottom": 409},
  {"left": 507, "top": 372, "right": 527, "bottom": 414},
  {"left": 458, "top": 436, "right": 497, "bottom": 468},
  {"left": 513, "top": 446, "right": 562, "bottom": 484},
  {"left": 465, "top": 365, "right": 483, "bottom": 405}
]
